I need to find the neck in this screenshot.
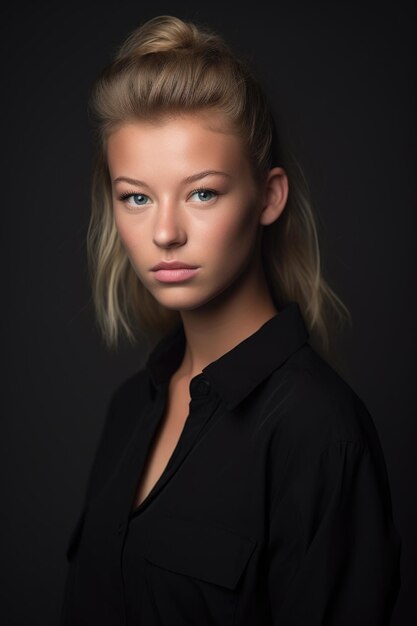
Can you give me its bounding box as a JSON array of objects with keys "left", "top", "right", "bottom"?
[{"left": 177, "top": 257, "right": 279, "bottom": 379}]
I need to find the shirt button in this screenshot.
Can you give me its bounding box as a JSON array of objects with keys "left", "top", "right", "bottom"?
[{"left": 191, "top": 376, "right": 211, "bottom": 397}]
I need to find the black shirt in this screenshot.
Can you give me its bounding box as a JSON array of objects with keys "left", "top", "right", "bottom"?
[{"left": 60, "top": 301, "right": 402, "bottom": 625}]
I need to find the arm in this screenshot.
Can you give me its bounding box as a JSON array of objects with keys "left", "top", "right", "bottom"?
[{"left": 267, "top": 438, "right": 402, "bottom": 625}]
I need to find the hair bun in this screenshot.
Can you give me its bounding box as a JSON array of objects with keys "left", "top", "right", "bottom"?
[{"left": 115, "top": 15, "right": 203, "bottom": 59}]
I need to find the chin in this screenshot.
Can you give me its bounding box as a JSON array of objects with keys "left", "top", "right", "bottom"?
[
  {"left": 150, "top": 288, "right": 217, "bottom": 312},
  {"left": 156, "top": 299, "right": 208, "bottom": 312},
  {"left": 156, "top": 281, "right": 240, "bottom": 313}
]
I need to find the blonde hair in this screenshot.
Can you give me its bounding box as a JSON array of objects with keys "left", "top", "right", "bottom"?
[{"left": 86, "top": 15, "right": 352, "bottom": 363}]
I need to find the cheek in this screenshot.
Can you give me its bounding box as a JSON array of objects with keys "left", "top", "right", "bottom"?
[
  {"left": 114, "top": 211, "right": 127, "bottom": 238},
  {"left": 203, "top": 205, "right": 257, "bottom": 253},
  {"left": 114, "top": 214, "right": 143, "bottom": 252}
]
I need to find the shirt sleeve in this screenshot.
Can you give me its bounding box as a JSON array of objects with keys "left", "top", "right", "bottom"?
[{"left": 267, "top": 439, "right": 402, "bottom": 625}]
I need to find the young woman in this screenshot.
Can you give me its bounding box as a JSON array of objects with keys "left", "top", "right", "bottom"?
[{"left": 60, "top": 15, "right": 402, "bottom": 626}]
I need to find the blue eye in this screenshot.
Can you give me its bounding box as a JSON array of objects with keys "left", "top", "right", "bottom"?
[
  {"left": 191, "top": 188, "right": 217, "bottom": 202},
  {"left": 130, "top": 193, "right": 149, "bottom": 206},
  {"left": 117, "top": 187, "right": 219, "bottom": 210},
  {"left": 118, "top": 192, "right": 150, "bottom": 207}
]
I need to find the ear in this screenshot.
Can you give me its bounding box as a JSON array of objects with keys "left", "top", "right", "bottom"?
[{"left": 259, "top": 167, "right": 289, "bottom": 226}]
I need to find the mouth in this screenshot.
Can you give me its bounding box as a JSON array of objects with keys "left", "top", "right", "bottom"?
[
  {"left": 151, "top": 262, "right": 199, "bottom": 271},
  {"left": 152, "top": 267, "right": 200, "bottom": 283}
]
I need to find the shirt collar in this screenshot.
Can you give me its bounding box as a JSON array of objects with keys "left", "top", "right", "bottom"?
[{"left": 146, "top": 300, "right": 309, "bottom": 411}]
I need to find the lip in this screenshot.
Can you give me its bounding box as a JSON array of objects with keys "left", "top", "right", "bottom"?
[
  {"left": 151, "top": 261, "right": 199, "bottom": 270},
  {"left": 153, "top": 267, "right": 200, "bottom": 283}
]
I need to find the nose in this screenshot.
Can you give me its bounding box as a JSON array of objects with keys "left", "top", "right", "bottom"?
[{"left": 152, "top": 200, "right": 186, "bottom": 248}]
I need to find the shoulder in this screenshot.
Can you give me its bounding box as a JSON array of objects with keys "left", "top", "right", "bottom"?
[
  {"left": 257, "top": 345, "right": 393, "bottom": 501},
  {"left": 109, "top": 366, "right": 152, "bottom": 411},
  {"left": 259, "top": 344, "right": 377, "bottom": 456},
  {"left": 96, "top": 366, "right": 153, "bottom": 447}
]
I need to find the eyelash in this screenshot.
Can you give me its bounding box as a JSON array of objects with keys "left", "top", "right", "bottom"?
[{"left": 117, "top": 187, "right": 220, "bottom": 210}]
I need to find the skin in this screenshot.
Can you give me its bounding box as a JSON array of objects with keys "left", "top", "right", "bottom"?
[{"left": 107, "top": 111, "right": 289, "bottom": 382}]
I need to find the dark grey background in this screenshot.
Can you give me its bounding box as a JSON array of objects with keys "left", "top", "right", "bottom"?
[{"left": 2, "top": 1, "right": 415, "bottom": 624}]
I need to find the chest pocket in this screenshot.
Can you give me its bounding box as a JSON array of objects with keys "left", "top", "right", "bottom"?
[{"left": 142, "top": 514, "right": 257, "bottom": 626}]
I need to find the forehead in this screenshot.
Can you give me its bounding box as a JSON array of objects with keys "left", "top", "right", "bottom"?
[{"left": 106, "top": 112, "right": 249, "bottom": 174}]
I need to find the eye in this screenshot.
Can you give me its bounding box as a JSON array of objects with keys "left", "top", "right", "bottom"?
[
  {"left": 190, "top": 188, "right": 218, "bottom": 202},
  {"left": 118, "top": 192, "right": 150, "bottom": 207}
]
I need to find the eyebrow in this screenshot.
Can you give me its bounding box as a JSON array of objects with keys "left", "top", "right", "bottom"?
[{"left": 113, "top": 170, "right": 232, "bottom": 187}]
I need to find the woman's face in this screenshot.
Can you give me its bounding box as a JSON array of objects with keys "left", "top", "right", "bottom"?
[{"left": 106, "top": 112, "right": 272, "bottom": 312}]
